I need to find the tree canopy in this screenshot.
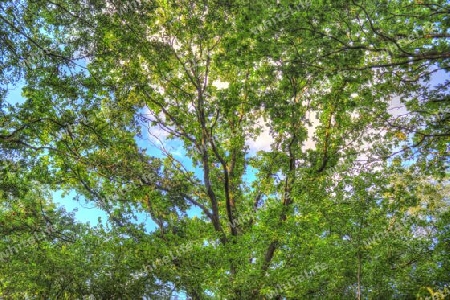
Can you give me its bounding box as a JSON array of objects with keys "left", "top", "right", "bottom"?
[{"left": 0, "top": 0, "right": 449, "bottom": 298}]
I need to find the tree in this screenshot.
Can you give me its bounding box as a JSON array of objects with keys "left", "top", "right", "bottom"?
[{"left": 1, "top": 0, "right": 449, "bottom": 298}]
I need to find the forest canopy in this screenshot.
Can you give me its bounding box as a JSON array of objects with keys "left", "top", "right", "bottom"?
[{"left": 0, "top": 0, "right": 449, "bottom": 298}]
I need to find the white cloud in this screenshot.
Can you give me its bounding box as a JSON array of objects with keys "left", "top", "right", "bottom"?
[
  {"left": 212, "top": 80, "right": 229, "bottom": 90},
  {"left": 246, "top": 118, "right": 273, "bottom": 153},
  {"left": 302, "top": 109, "right": 321, "bottom": 151},
  {"left": 142, "top": 106, "right": 169, "bottom": 142},
  {"left": 387, "top": 96, "right": 409, "bottom": 117}
]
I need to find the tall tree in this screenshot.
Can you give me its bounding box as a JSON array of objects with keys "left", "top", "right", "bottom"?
[{"left": 1, "top": 0, "right": 448, "bottom": 298}]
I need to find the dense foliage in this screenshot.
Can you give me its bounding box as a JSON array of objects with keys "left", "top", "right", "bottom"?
[{"left": 0, "top": 0, "right": 449, "bottom": 298}]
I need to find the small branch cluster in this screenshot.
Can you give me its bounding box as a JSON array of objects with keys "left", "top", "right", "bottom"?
[
  {"left": 363, "top": 220, "right": 407, "bottom": 248},
  {"left": 142, "top": 241, "right": 196, "bottom": 273},
  {"left": 0, "top": 225, "right": 56, "bottom": 262},
  {"left": 250, "top": 0, "right": 312, "bottom": 35},
  {"left": 98, "top": 172, "right": 159, "bottom": 209},
  {"left": 266, "top": 263, "right": 328, "bottom": 297},
  {"left": 422, "top": 285, "right": 450, "bottom": 300}
]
